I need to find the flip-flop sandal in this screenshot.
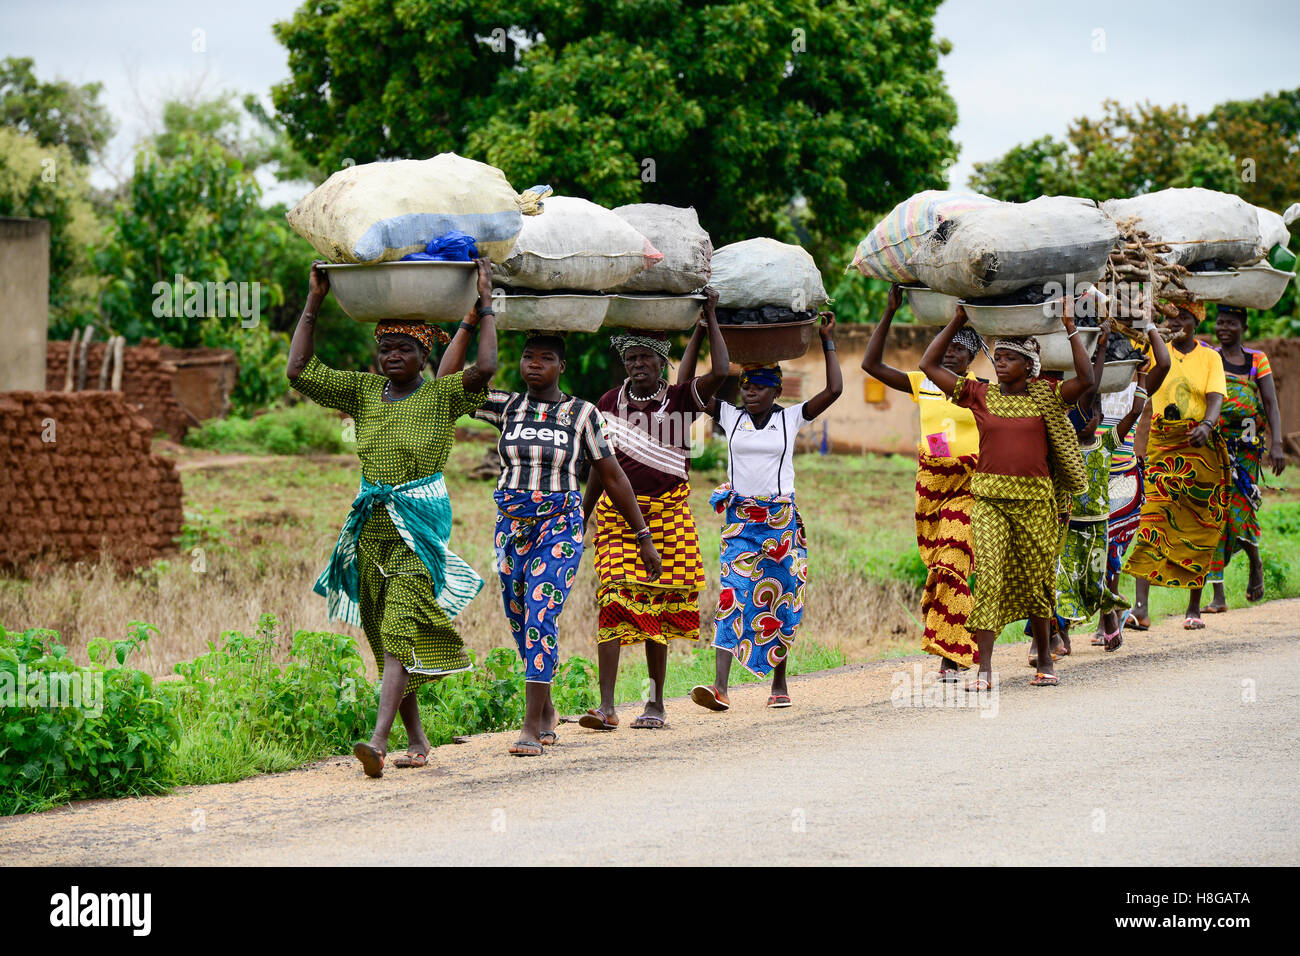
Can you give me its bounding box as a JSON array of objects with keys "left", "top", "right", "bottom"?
[
  {"left": 1123, "top": 610, "right": 1149, "bottom": 631},
  {"left": 538, "top": 730, "right": 558, "bottom": 746},
  {"left": 1104, "top": 630, "right": 1124, "bottom": 652},
  {"left": 1183, "top": 617, "right": 1205, "bottom": 630},
  {"left": 690, "top": 684, "right": 730, "bottom": 712},
  {"left": 353, "top": 742, "right": 386, "bottom": 778},
  {"left": 937, "top": 669, "right": 961, "bottom": 683},
  {"left": 1202, "top": 604, "right": 1228, "bottom": 614},
  {"left": 766, "top": 695, "right": 792, "bottom": 708},
  {"left": 1090, "top": 633, "right": 1108, "bottom": 646},
  {"left": 1029, "top": 672, "right": 1060, "bottom": 687},
  {"left": 1027, "top": 652, "right": 1060, "bottom": 667},
  {"left": 965, "top": 678, "right": 992, "bottom": 693},
  {"left": 392, "top": 750, "right": 429, "bottom": 768},
  {"left": 508, "top": 740, "right": 544, "bottom": 757},
  {"left": 577, "top": 708, "right": 619, "bottom": 731},
  {"left": 630, "top": 716, "right": 666, "bottom": 729}
]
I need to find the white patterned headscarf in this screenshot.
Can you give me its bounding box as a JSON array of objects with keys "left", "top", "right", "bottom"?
[{"left": 993, "top": 336, "right": 1041, "bottom": 377}]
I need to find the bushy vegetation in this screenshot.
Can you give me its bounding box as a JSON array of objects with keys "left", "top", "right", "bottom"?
[
  {"left": 183, "top": 402, "right": 350, "bottom": 456},
  {"left": 1, "top": 613, "right": 599, "bottom": 815}
]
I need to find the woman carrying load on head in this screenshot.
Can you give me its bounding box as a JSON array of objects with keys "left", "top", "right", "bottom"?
[
  {"left": 1124, "top": 301, "right": 1231, "bottom": 631},
  {"left": 920, "top": 299, "right": 1094, "bottom": 689},
  {"left": 445, "top": 331, "right": 661, "bottom": 756},
  {"left": 287, "top": 258, "right": 498, "bottom": 778},
  {"left": 689, "top": 312, "right": 843, "bottom": 713},
  {"left": 1199, "top": 304, "right": 1286, "bottom": 612},
  {"left": 862, "top": 283, "right": 984, "bottom": 680},
  {"left": 578, "top": 289, "right": 730, "bottom": 731}
]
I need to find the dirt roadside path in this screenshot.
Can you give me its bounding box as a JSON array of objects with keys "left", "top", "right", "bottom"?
[{"left": 4, "top": 599, "right": 1298, "bottom": 866}]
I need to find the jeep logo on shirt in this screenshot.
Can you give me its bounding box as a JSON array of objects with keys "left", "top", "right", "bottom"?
[{"left": 503, "top": 423, "right": 569, "bottom": 445}]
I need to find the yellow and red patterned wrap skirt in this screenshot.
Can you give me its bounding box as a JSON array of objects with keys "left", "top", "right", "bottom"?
[
  {"left": 915, "top": 452, "right": 978, "bottom": 668},
  {"left": 594, "top": 482, "right": 705, "bottom": 645}
]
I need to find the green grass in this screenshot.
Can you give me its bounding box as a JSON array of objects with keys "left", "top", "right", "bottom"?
[{"left": 184, "top": 402, "right": 350, "bottom": 456}]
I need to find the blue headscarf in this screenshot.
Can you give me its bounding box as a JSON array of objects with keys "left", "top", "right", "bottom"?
[{"left": 739, "top": 365, "right": 782, "bottom": 389}]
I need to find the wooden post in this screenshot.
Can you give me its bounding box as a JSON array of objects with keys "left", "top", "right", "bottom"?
[
  {"left": 97, "top": 335, "right": 114, "bottom": 390},
  {"left": 76, "top": 325, "right": 95, "bottom": 392},
  {"left": 63, "top": 327, "right": 81, "bottom": 391},
  {"left": 111, "top": 336, "right": 125, "bottom": 392}
]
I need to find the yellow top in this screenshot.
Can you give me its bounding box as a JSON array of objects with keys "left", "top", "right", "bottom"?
[
  {"left": 1151, "top": 340, "right": 1227, "bottom": 423},
  {"left": 906, "top": 370, "right": 980, "bottom": 458}
]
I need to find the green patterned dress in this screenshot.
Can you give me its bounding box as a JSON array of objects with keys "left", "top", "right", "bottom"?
[{"left": 292, "top": 355, "right": 487, "bottom": 693}]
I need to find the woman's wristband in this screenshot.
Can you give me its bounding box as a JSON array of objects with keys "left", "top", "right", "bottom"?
[
  {"left": 458, "top": 321, "right": 477, "bottom": 334},
  {"left": 635, "top": 528, "right": 652, "bottom": 542},
  {"left": 823, "top": 341, "right": 837, "bottom": 352}
]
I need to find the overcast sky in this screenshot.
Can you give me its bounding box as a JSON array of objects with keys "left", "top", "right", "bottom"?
[{"left": 3, "top": 0, "right": 1296, "bottom": 205}]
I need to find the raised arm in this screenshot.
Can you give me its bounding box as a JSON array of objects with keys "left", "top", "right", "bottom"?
[
  {"left": 287, "top": 262, "right": 329, "bottom": 379},
  {"left": 690, "top": 288, "right": 730, "bottom": 405},
  {"left": 438, "top": 258, "right": 497, "bottom": 391},
  {"left": 919, "top": 306, "right": 967, "bottom": 396},
  {"left": 802, "top": 312, "right": 843, "bottom": 420},
  {"left": 1058, "top": 296, "right": 1095, "bottom": 405},
  {"left": 1143, "top": 322, "right": 1172, "bottom": 396},
  {"left": 860, "top": 283, "right": 911, "bottom": 393},
  {"left": 1114, "top": 366, "right": 1148, "bottom": 444},
  {"left": 591, "top": 456, "right": 662, "bottom": 580}
]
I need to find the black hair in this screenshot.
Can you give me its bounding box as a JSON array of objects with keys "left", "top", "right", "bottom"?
[{"left": 523, "top": 334, "right": 566, "bottom": 359}]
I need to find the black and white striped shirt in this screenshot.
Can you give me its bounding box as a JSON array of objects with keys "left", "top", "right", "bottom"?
[{"left": 474, "top": 390, "right": 613, "bottom": 492}]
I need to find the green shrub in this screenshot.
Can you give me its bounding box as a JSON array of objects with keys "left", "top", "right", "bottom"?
[
  {"left": 183, "top": 402, "right": 348, "bottom": 456},
  {"left": 164, "top": 614, "right": 376, "bottom": 784},
  {"left": 691, "top": 438, "right": 728, "bottom": 474},
  {"left": 0, "top": 623, "right": 179, "bottom": 816}
]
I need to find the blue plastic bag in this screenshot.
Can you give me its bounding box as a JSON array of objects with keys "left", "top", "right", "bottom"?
[{"left": 401, "top": 230, "right": 480, "bottom": 262}]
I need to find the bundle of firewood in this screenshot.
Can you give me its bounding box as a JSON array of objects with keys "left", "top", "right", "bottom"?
[{"left": 1102, "top": 217, "right": 1195, "bottom": 328}]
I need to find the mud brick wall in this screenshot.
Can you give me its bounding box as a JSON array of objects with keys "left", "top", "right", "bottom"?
[
  {"left": 46, "top": 338, "right": 194, "bottom": 440},
  {"left": 0, "top": 391, "right": 184, "bottom": 568}
]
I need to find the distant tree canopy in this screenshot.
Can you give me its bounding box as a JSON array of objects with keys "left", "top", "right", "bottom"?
[
  {"left": 0, "top": 56, "right": 115, "bottom": 167},
  {"left": 970, "top": 92, "right": 1299, "bottom": 214},
  {"left": 270, "top": 0, "right": 959, "bottom": 266}
]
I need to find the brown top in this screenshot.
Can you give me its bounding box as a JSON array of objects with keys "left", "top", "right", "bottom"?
[{"left": 953, "top": 376, "right": 1063, "bottom": 499}]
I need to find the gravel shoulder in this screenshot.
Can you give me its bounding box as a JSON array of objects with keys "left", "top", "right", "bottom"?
[{"left": 4, "top": 599, "right": 1298, "bottom": 866}]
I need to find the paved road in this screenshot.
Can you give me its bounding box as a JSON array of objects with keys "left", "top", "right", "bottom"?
[{"left": 5, "top": 600, "right": 1298, "bottom": 865}]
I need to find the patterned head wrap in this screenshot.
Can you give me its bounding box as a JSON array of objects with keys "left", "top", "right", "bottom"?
[
  {"left": 992, "top": 336, "right": 1041, "bottom": 377},
  {"left": 610, "top": 330, "right": 671, "bottom": 362},
  {"left": 951, "top": 327, "right": 984, "bottom": 357},
  {"left": 739, "top": 364, "right": 782, "bottom": 389},
  {"left": 1163, "top": 299, "right": 1206, "bottom": 321},
  {"left": 374, "top": 321, "right": 449, "bottom": 351}
]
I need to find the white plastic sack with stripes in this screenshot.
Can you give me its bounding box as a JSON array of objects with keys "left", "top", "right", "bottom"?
[
  {"left": 286, "top": 152, "right": 546, "bottom": 264},
  {"left": 709, "top": 238, "right": 828, "bottom": 310},
  {"left": 907, "top": 196, "right": 1119, "bottom": 299},
  {"left": 849, "top": 190, "right": 1000, "bottom": 283},
  {"left": 1100, "top": 187, "right": 1263, "bottom": 267},
  {"left": 493, "top": 196, "right": 664, "bottom": 291},
  {"left": 609, "top": 203, "right": 712, "bottom": 294}
]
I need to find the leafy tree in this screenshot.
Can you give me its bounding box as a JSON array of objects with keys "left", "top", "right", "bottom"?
[
  {"left": 270, "top": 0, "right": 959, "bottom": 267},
  {"left": 0, "top": 57, "right": 115, "bottom": 166},
  {"left": 0, "top": 127, "right": 101, "bottom": 335}
]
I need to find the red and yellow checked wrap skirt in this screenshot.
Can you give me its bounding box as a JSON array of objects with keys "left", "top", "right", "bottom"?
[
  {"left": 915, "top": 453, "right": 978, "bottom": 668},
  {"left": 594, "top": 482, "right": 705, "bottom": 645}
]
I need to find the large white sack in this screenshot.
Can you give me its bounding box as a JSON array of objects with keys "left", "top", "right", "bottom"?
[
  {"left": 609, "top": 203, "right": 712, "bottom": 293},
  {"left": 286, "top": 153, "right": 543, "bottom": 264},
  {"left": 907, "top": 196, "right": 1119, "bottom": 299},
  {"left": 1256, "top": 204, "right": 1291, "bottom": 254},
  {"left": 710, "top": 238, "right": 828, "bottom": 310},
  {"left": 493, "top": 196, "right": 663, "bottom": 291},
  {"left": 1100, "top": 187, "right": 1262, "bottom": 267},
  {"left": 850, "top": 190, "right": 1001, "bottom": 283}
]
